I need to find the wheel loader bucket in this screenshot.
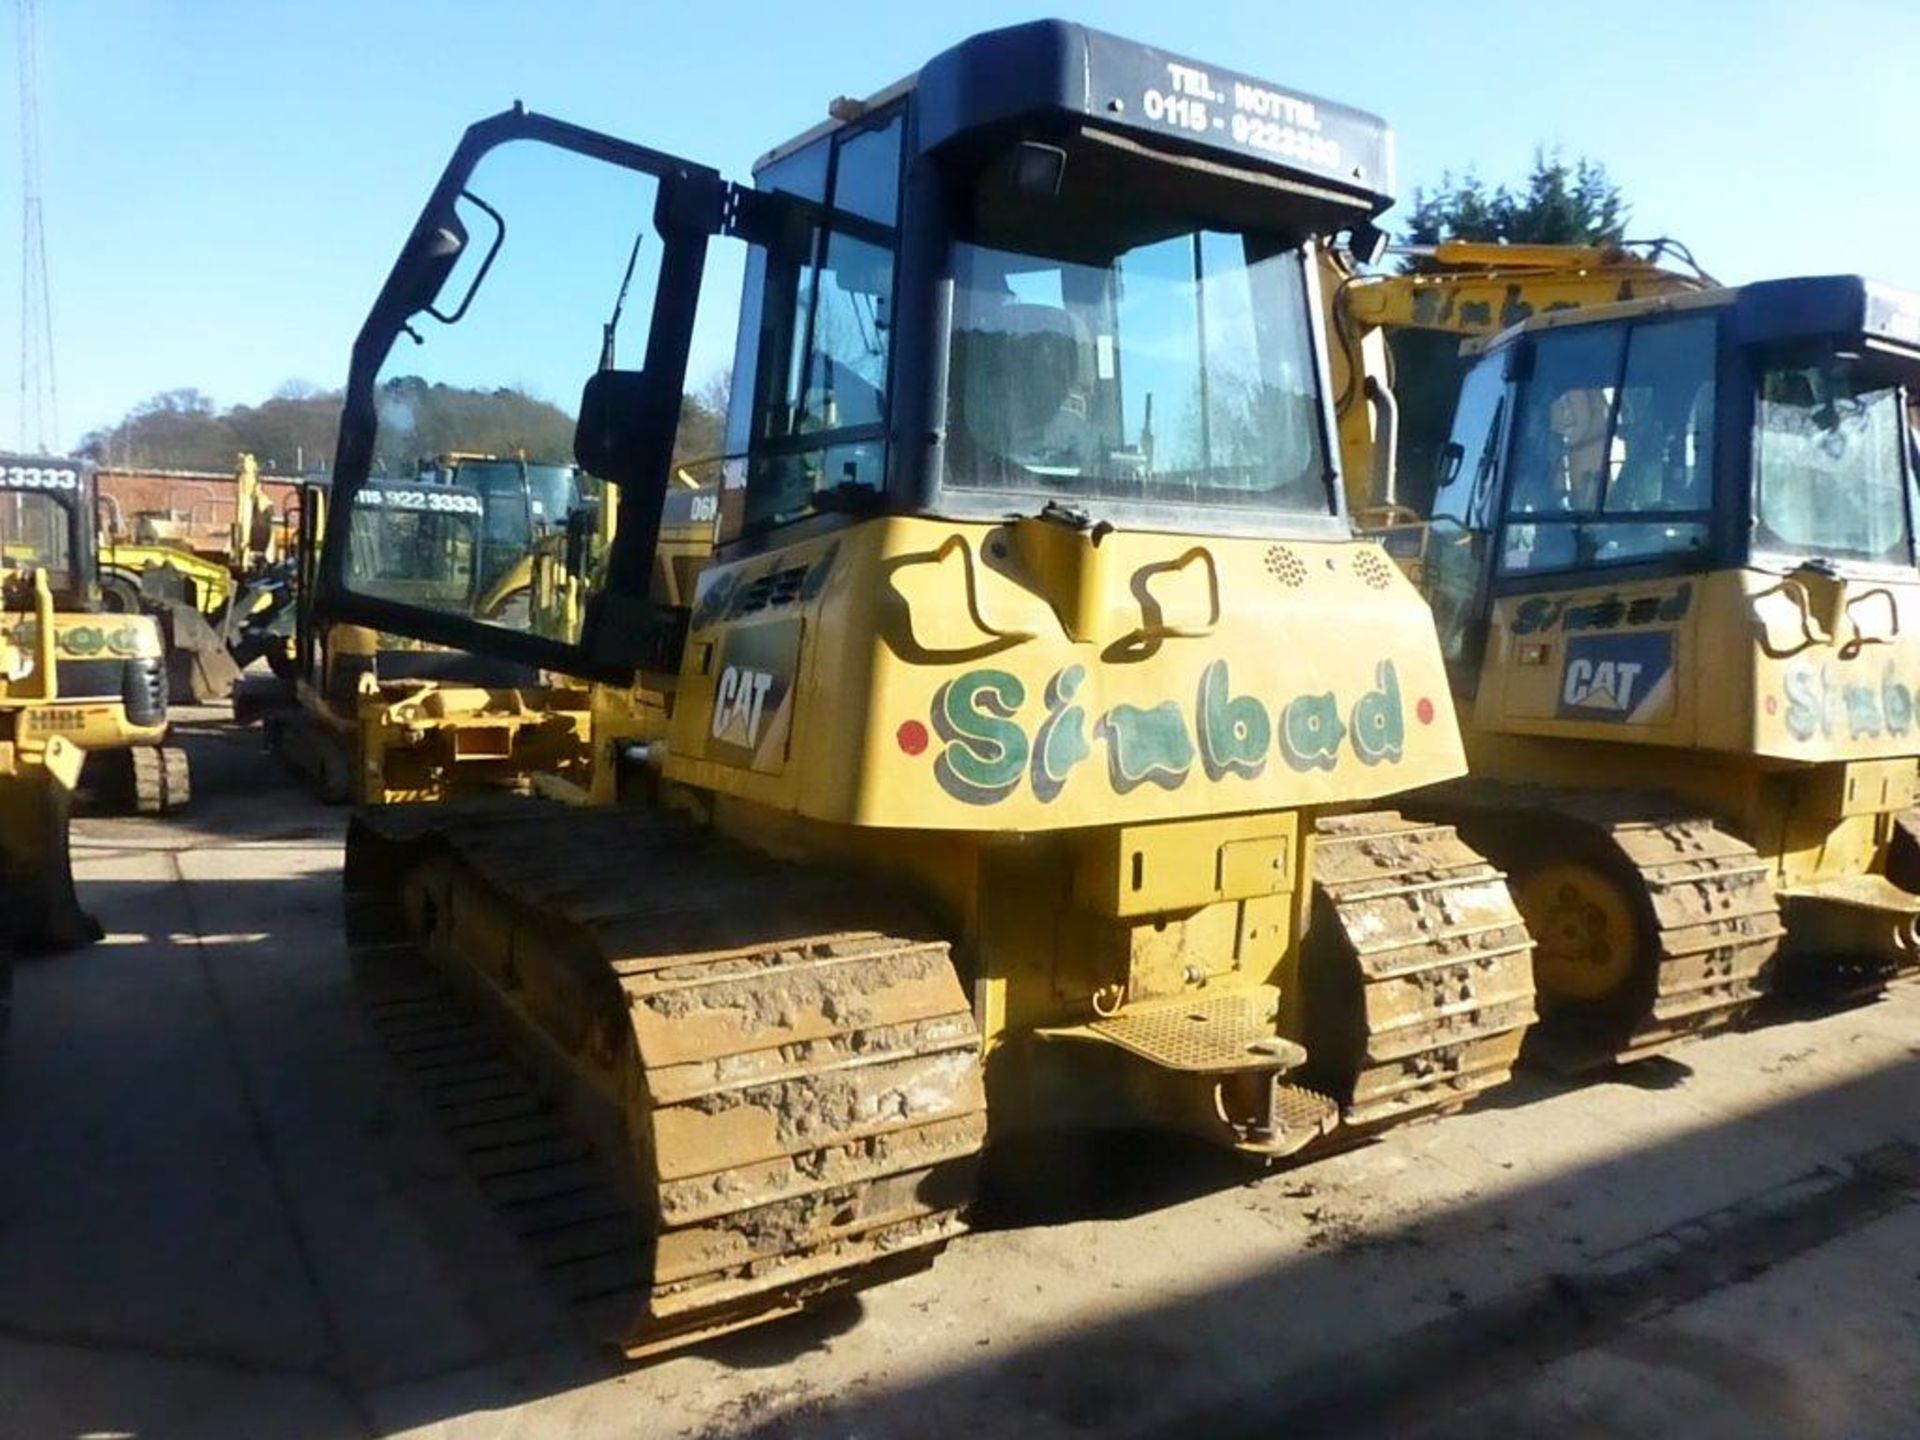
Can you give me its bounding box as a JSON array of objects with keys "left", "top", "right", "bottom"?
[{"left": 0, "top": 738, "right": 101, "bottom": 953}]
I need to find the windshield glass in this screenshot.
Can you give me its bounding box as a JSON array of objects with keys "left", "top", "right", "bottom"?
[
  {"left": 0, "top": 490, "right": 75, "bottom": 593},
  {"left": 524, "top": 464, "right": 580, "bottom": 533},
  {"left": 944, "top": 156, "right": 1329, "bottom": 515},
  {"left": 1753, "top": 351, "right": 1911, "bottom": 566},
  {"left": 345, "top": 486, "right": 480, "bottom": 607}
]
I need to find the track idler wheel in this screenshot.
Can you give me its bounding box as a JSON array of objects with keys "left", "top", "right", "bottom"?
[{"left": 1512, "top": 858, "right": 1647, "bottom": 1016}]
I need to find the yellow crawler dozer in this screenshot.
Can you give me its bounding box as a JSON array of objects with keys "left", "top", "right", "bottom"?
[
  {"left": 318, "top": 23, "right": 1537, "bottom": 1357},
  {"left": 261, "top": 474, "right": 598, "bottom": 804},
  {"left": 1348, "top": 276, "right": 1920, "bottom": 1065},
  {"left": 0, "top": 557, "right": 99, "bottom": 955}
]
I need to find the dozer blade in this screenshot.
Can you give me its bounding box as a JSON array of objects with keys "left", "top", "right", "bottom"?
[
  {"left": 1308, "top": 812, "right": 1537, "bottom": 1129},
  {"left": 346, "top": 801, "right": 985, "bottom": 1359},
  {"left": 0, "top": 740, "right": 100, "bottom": 953}
]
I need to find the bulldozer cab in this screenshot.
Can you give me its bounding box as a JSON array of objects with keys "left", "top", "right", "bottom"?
[
  {"left": 1421, "top": 276, "right": 1920, "bottom": 759},
  {"left": 317, "top": 22, "right": 1398, "bottom": 685},
  {"left": 0, "top": 455, "right": 97, "bottom": 611},
  {"left": 418, "top": 453, "right": 583, "bottom": 599},
  {"left": 295, "top": 473, "right": 525, "bottom": 706}
]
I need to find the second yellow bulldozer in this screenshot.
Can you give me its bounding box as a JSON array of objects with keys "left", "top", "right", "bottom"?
[
  {"left": 1352, "top": 274, "right": 1920, "bottom": 1064},
  {"left": 259, "top": 473, "right": 598, "bottom": 803}
]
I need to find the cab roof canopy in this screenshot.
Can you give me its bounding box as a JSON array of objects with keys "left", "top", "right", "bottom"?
[
  {"left": 1730, "top": 275, "right": 1920, "bottom": 366},
  {"left": 1469, "top": 273, "right": 1920, "bottom": 373},
  {"left": 757, "top": 19, "right": 1395, "bottom": 234}
]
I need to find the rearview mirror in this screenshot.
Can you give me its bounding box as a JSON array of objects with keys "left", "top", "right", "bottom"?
[
  {"left": 1435, "top": 440, "right": 1465, "bottom": 490},
  {"left": 391, "top": 206, "right": 471, "bottom": 318},
  {"left": 575, "top": 369, "right": 655, "bottom": 483}
]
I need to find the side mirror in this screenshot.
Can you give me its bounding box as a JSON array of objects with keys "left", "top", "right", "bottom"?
[
  {"left": 575, "top": 369, "right": 655, "bottom": 483},
  {"left": 393, "top": 206, "right": 471, "bottom": 319},
  {"left": 564, "top": 499, "right": 600, "bottom": 579}
]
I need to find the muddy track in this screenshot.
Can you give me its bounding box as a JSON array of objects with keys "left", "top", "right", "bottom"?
[{"left": 345, "top": 800, "right": 986, "bottom": 1358}]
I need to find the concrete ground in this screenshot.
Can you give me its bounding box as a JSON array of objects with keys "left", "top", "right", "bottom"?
[{"left": 1, "top": 709, "right": 1917, "bottom": 1439}]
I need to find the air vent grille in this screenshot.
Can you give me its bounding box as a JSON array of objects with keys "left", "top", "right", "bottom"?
[
  {"left": 1264, "top": 545, "right": 1307, "bottom": 588},
  {"left": 1353, "top": 549, "right": 1395, "bottom": 590}
]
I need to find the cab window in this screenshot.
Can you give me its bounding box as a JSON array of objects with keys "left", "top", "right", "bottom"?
[
  {"left": 727, "top": 110, "right": 903, "bottom": 540},
  {"left": 0, "top": 490, "right": 75, "bottom": 594},
  {"left": 1753, "top": 350, "right": 1911, "bottom": 567},
  {"left": 1422, "top": 354, "right": 1507, "bottom": 669},
  {"left": 1500, "top": 315, "right": 1716, "bottom": 575}
]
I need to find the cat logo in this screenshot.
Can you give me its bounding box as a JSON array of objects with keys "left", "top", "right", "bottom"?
[
  {"left": 1556, "top": 631, "right": 1676, "bottom": 724},
  {"left": 1562, "top": 658, "right": 1645, "bottom": 712},
  {"left": 707, "top": 617, "right": 801, "bottom": 772},
  {"left": 711, "top": 666, "right": 776, "bottom": 749}
]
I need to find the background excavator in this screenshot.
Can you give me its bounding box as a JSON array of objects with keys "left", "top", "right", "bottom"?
[
  {"left": 97, "top": 452, "right": 295, "bottom": 701},
  {"left": 315, "top": 21, "right": 1540, "bottom": 1358},
  {"left": 1321, "top": 238, "right": 1713, "bottom": 532},
  {"left": 0, "top": 454, "right": 189, "bottom": 815},
  {"left": 1340, "top": 272, "right": 1920, "bottom": 1065}
]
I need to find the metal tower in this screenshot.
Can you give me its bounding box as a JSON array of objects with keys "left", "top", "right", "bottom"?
[{"left": 16, "top": 0, "right": 58, "bottom": 453}]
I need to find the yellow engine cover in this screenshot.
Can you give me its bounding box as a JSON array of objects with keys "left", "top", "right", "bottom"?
[
  {"left": 664, "top": 516, "right": 1466, "bottom": 830},
  {"left": 1472, "top": 567, "right": 1920, "bottom": 765}
]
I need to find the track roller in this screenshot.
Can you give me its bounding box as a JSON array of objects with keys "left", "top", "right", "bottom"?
[{"left": 1437, "top": 787, "right": 1782, "bottom": 1070}]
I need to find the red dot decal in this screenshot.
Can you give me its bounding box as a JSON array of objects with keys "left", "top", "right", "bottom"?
[
  {"left": 1765, "top": 695, "right": 1779, "bottom": 715},
  {"left": 896, "top": 720, "right": 929, "bottom": 756},
  {"left": 1416, "top": 697, "right": 1435, "bottom": 726}
]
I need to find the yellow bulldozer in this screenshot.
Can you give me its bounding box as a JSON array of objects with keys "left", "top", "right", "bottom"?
[
  {"left": 315, "top": 22, "right": 1541, "bottom": 1357},
  {"left": 0, "top": 557, "right": 98, "bottom": 948},
  {"left": 1347, "top": 275, "right": 1920, "bottom": 1064},
  {"left": 0, "top": 454, "right": 189, "bottom": 814},
  {"left": 0, "top": 559, "right": 99, "bottom": 1079},
  {"left": 257, "top": 473, "right": 599, "bottom": 803}
]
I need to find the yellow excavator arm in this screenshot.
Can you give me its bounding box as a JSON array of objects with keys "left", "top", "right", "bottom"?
[{"left": 1323, "top": 240, "right": 1712, "bottom": 519}]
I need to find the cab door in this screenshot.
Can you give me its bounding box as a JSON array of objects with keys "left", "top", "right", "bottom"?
[
  {"left": 1471, "top": 315, "right": 1721, "bottom": 742},
  {"left": 1417, "top": 349, "right": 1510, "bottom": 692},
  {"left": 315, "top": 110, "right": 734, "bottom": 682}
]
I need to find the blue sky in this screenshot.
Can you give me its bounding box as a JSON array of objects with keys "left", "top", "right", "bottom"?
[{"left": 6, "top": 0, "right": 1918, "bottom": 451}]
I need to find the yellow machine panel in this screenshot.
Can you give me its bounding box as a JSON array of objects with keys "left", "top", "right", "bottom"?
[{"left": 668, "top": 519, "right": 1462, "bottom": 828}]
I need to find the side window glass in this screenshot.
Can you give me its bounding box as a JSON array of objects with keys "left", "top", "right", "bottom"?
[
  {"left": 1433, "top": 355, "right": 1506, "bottom": 526},
  {"left": 1506, "top": 326, "right": 1623, "bottom": 522},
  {"left": 1500, "top": 318, "right": 1715, "bottom": 576},
  {"left": 1606, "top": 316, "right": 1716, "bottom": 514},
  {"left": 340, "top": 139, "right": 670, "bottom": 644},
  {"left": 830, "top": 120, "right": 901, "bottom": 226},
  {"left": 740, "top": 112, "right": 902, "bottom": 535}
]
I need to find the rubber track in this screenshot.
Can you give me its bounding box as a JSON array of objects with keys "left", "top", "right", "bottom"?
[
  {"left": 1311, "top": 811, "right": 1538, "bottom": 1129},
  {"left": 346, "top": 800, "right": 986, "bottom": 1359},
  {"left": 130, "top": 745, "right": 164, "bottom": 815},
  {"left": 128, "top": 744, "right": 190, "bottom": 815}
]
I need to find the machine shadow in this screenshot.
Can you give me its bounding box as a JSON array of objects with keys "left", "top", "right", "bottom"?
[{"left": 670, "top": 1055, "right": 1920, "bottom": 1440}]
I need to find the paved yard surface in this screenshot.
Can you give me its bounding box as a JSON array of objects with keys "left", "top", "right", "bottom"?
[{"left": 2, "top": 711, "right": 1917, "bottom": 1439}]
